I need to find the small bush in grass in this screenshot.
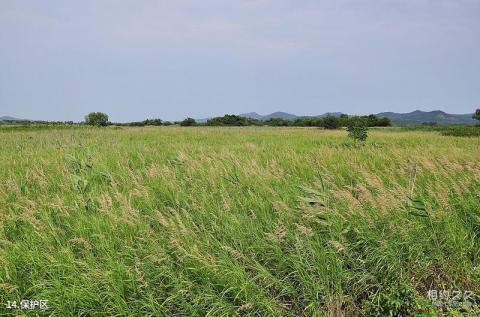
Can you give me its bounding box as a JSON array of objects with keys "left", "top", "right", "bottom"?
[{"left": 347, "top": 116, "right": 368, "bottom": 142}]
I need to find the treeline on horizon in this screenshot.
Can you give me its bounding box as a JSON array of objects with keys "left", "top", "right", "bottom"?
[
  {"left": 200, "top": 114, "right": 391, "bottom": 128},
  {"left": 0, "top": 114, "right": 392, "bottom": 128},
  {"left": 113, "top": 114, "right": 392, "bottom": 128},
  {"left": 115, "top": 114, "right": 392, "bottom": 128}
]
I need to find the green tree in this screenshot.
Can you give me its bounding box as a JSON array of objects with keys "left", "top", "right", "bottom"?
[
  {"left": 322, "top": 116, "right": 340, "bottom": 129},
  {"left": 473, "top": 108, "right": 480, "bottom": 121},
  {"left": 366, "top": 114, "right": 378, "bottom": 127},
  {"left": 347, "top": 116, "right": 368, "bottom": 142},
  {"left": 339, "top": 114, "right": 349, "bottom": 126},
  {"left": 180, "top": 117, "right": 197, "bottom": 126},
  {"left": 376, "top": 116, "right": 392, "bottom": 127},
  {"left": 85, "top": 112, "right": 109, "bottom": 126}
]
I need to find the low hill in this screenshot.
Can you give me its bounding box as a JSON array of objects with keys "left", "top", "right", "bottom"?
[
  {"left": 377, "top": 110, "right": 475, "bottom": 125},
  {"left": 239, "top": 110, "right": 475, "bottom": 125},
  {"left": 239, "top": 112, "right": 343, "bottom": 121},
  {"left": 0, "top": 116, "right": 22, "bottom": 121}
]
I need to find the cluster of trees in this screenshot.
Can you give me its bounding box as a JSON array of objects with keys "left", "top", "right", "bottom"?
[
  {"left": 0, "top": 120, "right": 76, "bottom": 125},
  {"left": 205, "top": 114, "right": 259, "bottom": 126},
  {"left": 84, "top": 113, "right": 176, "bottom": 127},
  {"left": 188, "top": 114, "right": 392, "bottom": 128},
  {"left": 113, "top": 119, "right": 174, "bottom": 127}
]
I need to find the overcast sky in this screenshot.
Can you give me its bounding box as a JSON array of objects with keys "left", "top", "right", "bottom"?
[{"left": 1, "top": 0, "right": 479, "bottom": 122}]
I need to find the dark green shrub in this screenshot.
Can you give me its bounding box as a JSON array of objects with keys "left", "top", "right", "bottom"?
[
  {"left": 322, "top": 116, "right": 341, "bottom": 129},
  {"left": 376, "top": 116, "right": 392, "bottom": 127},
  {"left": 85, "top": 112, "right": 109, "bottom": 126},
  {"left": 339, "top": 114, "right": 349, "bottom": 126},
  {"left": 180, "top": 117, "right": 197, "bottom": 126},
  {"left": 347, "top": 116, "right": 368, "bottom": 142}
]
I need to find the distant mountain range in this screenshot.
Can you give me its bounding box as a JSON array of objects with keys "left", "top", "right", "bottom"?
[
  {"left": 239, "top": 111, "right": 343, "bottom": 121},
  {"left": 375, "top": 110, "right": 475, "bottom": 125},
  {"left": 236, "top": 110, "right": 476, "bottom": 125},
  {"left": 0, "top": 116, "right": 21, "bottom": 121}
]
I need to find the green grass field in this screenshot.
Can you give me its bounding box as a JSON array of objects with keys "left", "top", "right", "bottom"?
[{"left": 0, "top": 127, "right": 479, "bottom": 316}]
